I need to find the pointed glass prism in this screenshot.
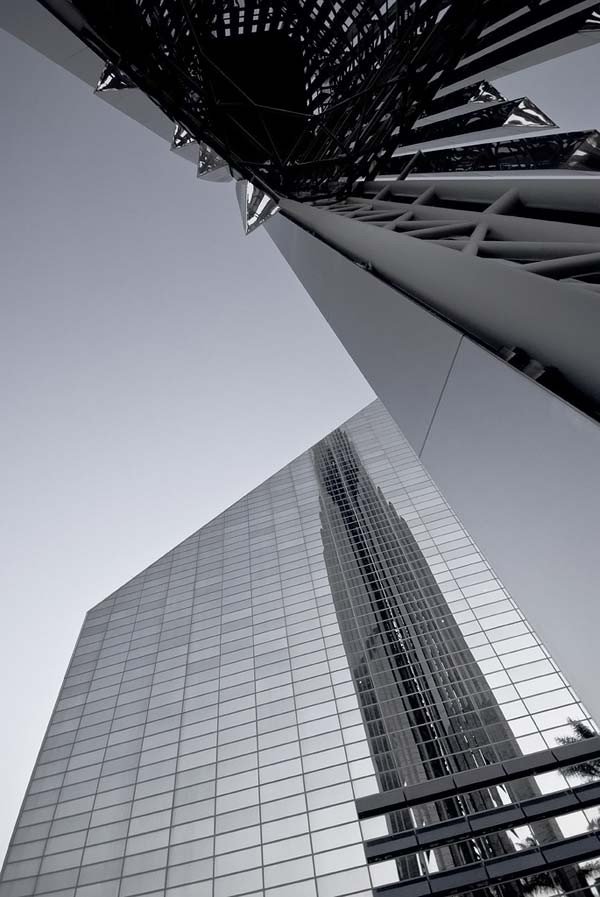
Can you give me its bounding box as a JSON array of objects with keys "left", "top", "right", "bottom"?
[
  {"left": 95, "top": 63, "right": 135, "bottom": 93},
  {"left": 235, "top": 180, "right": 279, "bottom": 235},
  {"left": 504, "top": 98, "right": 556, "bottom": 129},
  {"left": 171, "top": 123, "right": 195, "bottom": 150},
  {"left": 469, "top": 81, "right": 504, "bottom": 104},
  {"left": 197, "top": 142, "right": 231, "bottom": 181}
]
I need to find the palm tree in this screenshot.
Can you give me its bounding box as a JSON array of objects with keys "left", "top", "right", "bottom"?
[
  {"left": 557, "top": 719, "right": 600, "bottom": 831},
  {"left": 556, "top": 719, "right": 600, "bottom": 782},
  {"left": 515, "top": 837, "right": 558, "bottom": 895},
  {"left": 505, "top": 723, "right": 600, "bottom": 897}
]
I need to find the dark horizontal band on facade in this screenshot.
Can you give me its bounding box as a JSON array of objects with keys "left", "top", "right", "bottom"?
[
  {"left": 355, "top": 735, "right": 600, "bottom": 818},
  {"left": 374, "top": 832, "right": 600, "bottom": 897},
  {"left": 365, "top": 779, "right": 600, "bottom": 863}
]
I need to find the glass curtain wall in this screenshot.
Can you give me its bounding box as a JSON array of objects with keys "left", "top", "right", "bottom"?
[{"left": 1, "top": 400, "right": 597, "bottom": 897}]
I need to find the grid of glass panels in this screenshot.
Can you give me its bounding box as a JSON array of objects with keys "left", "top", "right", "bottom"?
[{"left": 1, "top": 400, "right": 597, "bottom": 897}]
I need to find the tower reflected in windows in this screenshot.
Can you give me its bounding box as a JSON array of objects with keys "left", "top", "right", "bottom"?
[{"left": 315, "top": 428, "right": 591, "bottom": 894}]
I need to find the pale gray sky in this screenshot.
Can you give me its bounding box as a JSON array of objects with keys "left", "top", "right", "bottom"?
[
  {"left": 0, "top": 29, "right": 374, "bottom": 856},
  {"left": 1, "top": 27, "right": 599, "bottom": 859}
]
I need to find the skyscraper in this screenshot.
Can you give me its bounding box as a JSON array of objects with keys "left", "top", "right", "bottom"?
[{"left": 2, "top": 401, "right": 599, "bottom": 897}]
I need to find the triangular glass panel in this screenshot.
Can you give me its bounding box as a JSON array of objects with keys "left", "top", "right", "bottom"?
[
  {"left": 171, "top": 123, "right": 195, "bottom": 150},
  {"left": 469, "top": 81, "right": 504, "bottom": 104},
  {"left": 197, "top": 142, "right": 230, "bottom": 181},
  {"left": 95, "top": 63, "right": 135, "bottom": 93},
  {"left": 235, "top": 180, "right": 279, "bottom": 235},
  {"left": 505, "top": 98, "right": 556, "bottom": 129}
]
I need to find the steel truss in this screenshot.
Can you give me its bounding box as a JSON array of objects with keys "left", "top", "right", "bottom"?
[
  {"left": 319, "top": 176, "right": 600, "bottom": 293},
  {"left": 276, "top": 174, "right": 600, "bottom": 419}
]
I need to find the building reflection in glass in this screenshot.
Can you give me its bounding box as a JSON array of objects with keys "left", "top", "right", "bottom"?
[{"left": 314, "top": 429, "right": 588, "bottom": 894}]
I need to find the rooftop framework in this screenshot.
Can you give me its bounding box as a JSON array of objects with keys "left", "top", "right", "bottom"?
[{"left": 38, "top": 0, "right": 600, "bottom": 199}]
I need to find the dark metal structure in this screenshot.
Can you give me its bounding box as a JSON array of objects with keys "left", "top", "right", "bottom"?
[
  {"left": 28, "top": 0, "right": 600, "bottom": 403},
  {"left": 37, "top": 0, "right": 600, "bottom": 200},
  {"left": 389, "top": 131, "right": 600, "bottom": 174}
]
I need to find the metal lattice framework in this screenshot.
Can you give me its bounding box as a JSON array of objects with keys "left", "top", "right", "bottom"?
[
  {"left": 274, "top": 170, "right": 600, "bottom": 418},
  {"left": 38, "top": 0, "right": 600, "bottom": 200},
  {"left": 316, "top": 177, "right": 600, "bottom": 292}
]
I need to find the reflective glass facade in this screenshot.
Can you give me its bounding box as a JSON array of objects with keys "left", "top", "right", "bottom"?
[{"left": 1, "top": 400, "right": 598, "bottom": 897}]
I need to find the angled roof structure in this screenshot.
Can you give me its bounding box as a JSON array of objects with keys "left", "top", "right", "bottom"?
[{"left": 30, "top": 0, "right": 600, "bottom": 199}]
